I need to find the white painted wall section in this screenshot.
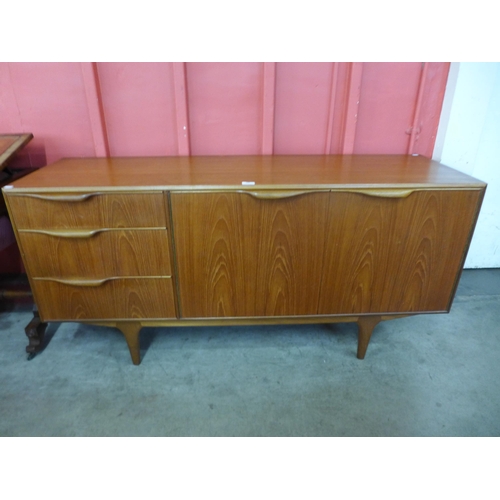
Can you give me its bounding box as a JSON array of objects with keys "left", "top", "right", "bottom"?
[{"left": 434, "top": 62, "right": 500, "bottom": 268}]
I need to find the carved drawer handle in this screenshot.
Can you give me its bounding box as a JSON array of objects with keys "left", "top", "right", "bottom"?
[
  {"left": 34, "top": 276, "right": 170, "bottom": 286},
  {"left": 20, "top": 229, "right": 106, "bottom": 238},
  {"left": 237, "top": 190, "right": 328, "bottom": 200},
  {"left": 35, "top": 277, "right": 113, "bottom": 287},
  {"left": 18, "top": 193, "right": 102, "bottom": 202},
  {"left": 341, "top": 189, "right": 416, "bottom": 198}
]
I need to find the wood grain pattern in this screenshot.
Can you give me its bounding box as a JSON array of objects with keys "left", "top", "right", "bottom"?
[
  {"left": 116, "top": 322, "right": 142, "bottom": 365},
  {"left": 18, "top": 229, "right": 171, "bottom": 278},
  {"left": 2, "top": 153, "right": 486, "bottom": 362},
  {"left": 7, "top": 192, "right": 167, "bottom": 229},
  {"left": 4, "top": 155, "right": 486, "bottom": 192},
  {"left": 357, "top": 316, "right": 381, "bottom": 359},
  {"left": 318, "top": 190, "right": 482, "bottom": 314},
  {"left": 32, "top": 277, "right": 177, "bottom": 320},
  {"left": 171, "top": 191, "right": 331, "bottom": 317}
]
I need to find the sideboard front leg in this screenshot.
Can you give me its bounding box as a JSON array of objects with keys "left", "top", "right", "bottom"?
[
  {"left": 356, "top": 315, "right": 382, "bottom": 359},
  {"left": 116, "top": 322, "right": 143, "bottom": 365},
  {"left": 25, "top": 307, "right": 48, "bottom": 359}
]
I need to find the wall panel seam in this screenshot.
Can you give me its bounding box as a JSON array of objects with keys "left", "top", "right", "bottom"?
[
  {"left": 80, "top": 62, "right": 109, "bottom": 157},
  {"left": 325, "top": 63, "right": 339, "bottom": 154},
  {"left": 172, "top": 63, "right": 191, "bottom": 156},
  {"left": 262, "top": 62, "right": 276, "bottom": 155},
  {"left": 341, "top": 62, "right": 363, "bottom": 154},
  {"left": 408, "top": 62, "right": 429, "bottom": 155}
]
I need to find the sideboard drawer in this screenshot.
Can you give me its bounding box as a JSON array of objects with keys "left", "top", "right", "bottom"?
[
  {"left": 31, "top": 277, "right": 177, "bottom": 320},
  {"left": 8, "top": 192, "right": 167, "bottom": 229},
  {"left": 17, "top": 228, "right": 172, "bottom": 278}
]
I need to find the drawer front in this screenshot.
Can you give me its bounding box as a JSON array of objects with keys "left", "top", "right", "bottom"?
[
  {"left": 17, "top": 229, "right": 172, "bottom": 278},
  {"left": 7, "top": 192, "right": 167, "bottom": 229},
  {"left": 32, "top": 277, "right": 177, "bottom": 320}
]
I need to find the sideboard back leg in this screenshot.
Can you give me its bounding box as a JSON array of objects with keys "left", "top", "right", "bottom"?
[
  {"left": 25, "top": 306, "right": 48, "bottom": 359},
  {"left": 356, "top": 315, "right": 382, "bottom": 359},
  {"left": 116, "top": 322, "right": 143, "bottom": 365}
]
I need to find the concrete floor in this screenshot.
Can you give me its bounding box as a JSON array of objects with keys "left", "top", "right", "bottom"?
[{"left": 0, "top": 269, "right": 499, "bottom": 436}]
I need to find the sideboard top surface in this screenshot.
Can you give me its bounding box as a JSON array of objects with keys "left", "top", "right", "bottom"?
[{"left": 4, "top": 155, "right": 486, "bottom": 192}]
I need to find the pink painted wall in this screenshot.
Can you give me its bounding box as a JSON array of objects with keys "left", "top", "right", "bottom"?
[
  {"left": 186, "top": 62, "right": 266, "bottom": 155},
  {"left": 0, "top": 62, "right": 450, "bottom": 273},
  {"left": 97, "top": 63, "right": 179, "bottom": 156},
  {"left": 1, "top": 63, "right": 96, "bottom": 166}
]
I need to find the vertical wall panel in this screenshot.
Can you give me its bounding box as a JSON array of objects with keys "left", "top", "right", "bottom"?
[
  {"left": 81, "top": 62, "right": 110, "bottom": 157},
  {"left": 97, "top": 63, "right": 179, "bottom": 156},
  {"left": 328, "top": 63, "right": 357, "bottom": 154},
  {"left": 340, "top": 63, "right": 363, "bottom": 154},
  {"left": 413, "top": 62, "right": 450, "bottom": 157},
  {"left": 353, "top": 62, "right": 423, "bottom": 154},
  {"left": 274, "top": 63, "right": 333, "bottom": 154},
  {"left": 186, "top": 63, "right": 264, "bottom": 155},
  {"left": 172, "top": 63, "right": 191, "bottom": 156},
  {"left": 261, "top": 62, "right": 276, "bottom": 154},
  {"left": 0, "top": 66, "right": 23, "bottom": 131},
  {"left": 0, "top": 62, "right": 96, "bottom": 165}
]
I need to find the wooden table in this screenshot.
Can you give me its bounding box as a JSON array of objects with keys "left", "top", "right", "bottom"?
[
  {"left": 0, "top": 134, "right": 33, "bottom": 170},
  {"left": 0, "top": 133, "right": 34, "bottom": 301},
  {"left": 0, "top": 134, "right": 33, "bottom": 215}
]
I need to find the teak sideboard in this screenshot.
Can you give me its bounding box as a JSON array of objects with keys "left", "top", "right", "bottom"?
[{"left": 2, "top": 155, "right": 486, "bottom": 364}]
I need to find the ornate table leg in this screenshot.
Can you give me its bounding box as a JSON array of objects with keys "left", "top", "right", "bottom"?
[
  {"left": 116, "top": 322, "right": 143, "bottom": 365},
  {"left": 356, "top": 315, "right": 381, "bottom": 359},
  {"left": 24, "top": 307, "right": 48, "bottom": 359}
]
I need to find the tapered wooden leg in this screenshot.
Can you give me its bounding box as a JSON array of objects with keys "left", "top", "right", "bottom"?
[
  {"left": 116, "top": 322, "right": 142, "bottom": 365},
  {"left": 356, "top": 315, "right": 381, "bottom": 359}
]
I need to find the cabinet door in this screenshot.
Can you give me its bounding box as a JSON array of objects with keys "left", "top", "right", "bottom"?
[
  {"left": 171, "top": 191, "right": 331, "bottom": 317},
  {"left": 318, "top": 189, "right": 482, "bottom": 314}
]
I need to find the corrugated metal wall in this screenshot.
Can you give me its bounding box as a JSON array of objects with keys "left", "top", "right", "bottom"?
[{"left": 0, "top": 62, "right": 450, "bottom": 272}]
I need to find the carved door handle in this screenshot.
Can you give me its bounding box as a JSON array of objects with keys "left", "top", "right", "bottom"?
[
  {"left": 338, "top": 189, "right": 416, "bottom": 198},
  {"left": 20, "top": 228, "right": 107, "bottom": 238},
  {"left": 236, "top": 190, "right": 329, "bottom": 200},
  {"left": 34, "top": 277, "right": 113, "bottom": 287},
  {"left": 15, "top": 193, "right": 102, "bottom": 202}
]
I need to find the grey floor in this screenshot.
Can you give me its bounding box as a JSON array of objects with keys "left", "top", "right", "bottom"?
[{"left": 1, "top": 269, "right": 499, "bottom": 437}]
